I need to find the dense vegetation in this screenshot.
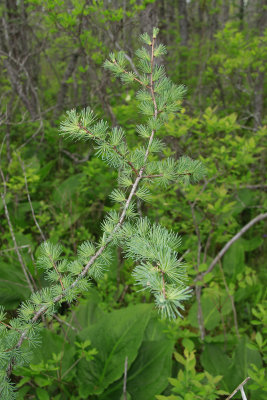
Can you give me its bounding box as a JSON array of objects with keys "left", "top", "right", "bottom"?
[{"left": 0, "top": 1, "right": 266, "bottom": 399}]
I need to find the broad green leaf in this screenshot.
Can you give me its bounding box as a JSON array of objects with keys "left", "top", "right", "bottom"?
[
  {"left": 16, "top": 386, "right": 31, "bottom": 400},
  {"left": 142, "top": 311, "right": 170, "bottom": 341},
  {"left": 34, "top": 376, "right": 51, "bottom": 387},
  {"left": 15, "top": 376, "right": 31, "bottom": 388},
  {"left": 101, "top": 339, "right": 174, "bottom": 400},
  {"left": 0, "top": 261, "right": 31, "bottom": 309},
  {"left": 182, "top": 338, "right": 195, "bottom": 352},
  {"left": 77, "top": 304, "right": 152, "bottom": 396},
  {"left": 231, "top": 336, "right": 262, "bottom": 388},
  {"left": 201, "top": 336, "right": 262, "bottom": 392},
  {"left": 200, "top": 344, "right": 232, "bottom": 391},
  {"left": 52, "top": 173, "right": 83, "bottom": 206},
  {"left": 38, "top": 160, "right": 55, "bottom": 180},
  {"left": 36, "top": 387, "right": 50, "bottom": 400},
  {"left": 66, "top": 288, "right": 105, "bottom": 342},
  {"left": 223, "top": 240, "right": 245, "bottom": 278},
  {"left": 241, "top": 237, "right": 263, "bottom": 252},
  {"left": 188, "top": 290, "right": 231, "bottom": 330}
]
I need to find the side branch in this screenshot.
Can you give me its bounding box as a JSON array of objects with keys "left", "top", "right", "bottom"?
[
  {"left": 78, "top": 123, "right": 139, "bottom": 175},
  {"left": 142, "top": 172, "right": 192, "bottom": 179},
  {"left": 112, "top": 60, "right": 150, "bottom": 88},
  {"left": 197, "top": 212, "right": 267, "bottom": 281}
]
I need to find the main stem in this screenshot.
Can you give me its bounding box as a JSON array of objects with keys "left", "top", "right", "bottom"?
[{"left": 6, "top": 37, "right": 158, "bottom": 378}]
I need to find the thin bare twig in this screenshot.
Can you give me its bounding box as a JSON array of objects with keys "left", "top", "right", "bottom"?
[
  {"left": 188, "top": 196, "right": 205, "bottom": 339},
  {"left": 198, "top": 213, "right": 267, "bottom": 280},
  {"left": 191, "top": 176, "right": 217, "bottom": 208},
  {"left": 225, "top": 377, "right": 250, "bottom": 400},
  {"left": 0, "top": 194, "right": 35, "bottom": 293},
  {"left": 190, "top": 202, "right": 202, "bottom": 267},
  {"left": 17, "top": 153, "right": 46, "bottom": 241},
  {"left": 0, "top": 153, "right": 35, "bottom": 293},
  {"left": 240, "top": 184, "right": 267, "bottom": 190},
  {"left": 202, "top": 228, "right": 214, "bottom": 264},
  {"left": 178, "top": 249, "right": 190, "bottom": 262},
  {"left": 195, "top": 285, "right": 206, "bottom": 340},
  {"left": 0, "top": 244, "right": 31, "bottom": 254},
  {"left": 123, "top": 356, "right": 128, "bottom": 400},
  {"left": 61, "top": 149, "right": 91, "bottom": 164},
  {"left": 107, "top": 30, "right": 140, "bottom": 78},
  {"left": 118, "top": 284, "right": 129, "bottom": 303},
  {"left": 240, "top": 386, "right": 247, "bottom": 400},
  {"left": 17, "top": 119, "right": 44, "bottom": 150}
]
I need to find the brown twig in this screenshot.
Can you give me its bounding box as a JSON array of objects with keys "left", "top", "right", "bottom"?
[
  {"left": 0, "top": 321, "right": 13, "bottom": 330},
  {"left": 118, "top": 285, "right": 129, "bottom": 303}
]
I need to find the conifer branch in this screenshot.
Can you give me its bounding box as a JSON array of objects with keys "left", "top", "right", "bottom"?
[
  {"left": 5, "top": 30, "right": 160, "bottom": 379},
  {"left": 0, "top": 321, "right": 13, "bottom": 330},
  {"left": 77, "top": 123, "right": 139, "bottom": 175},
  {"left": 142, "top": 172, "right": 192, "bottom": 179},
  {"left": 112, "top": 59, "right": 150, "bottom": 88},
  {"left": 2, "top": 30, "right": 206, "bottom": 395},
  {"left": 47, "top": 253, "right": 65, "bottom": 291}
]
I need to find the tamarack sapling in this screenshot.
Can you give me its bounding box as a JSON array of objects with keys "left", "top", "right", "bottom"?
[{"left": 0, "top": 28, "right": 206, "bottom": 398}]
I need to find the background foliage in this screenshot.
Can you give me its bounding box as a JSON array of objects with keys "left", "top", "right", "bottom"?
[{"left": 0, "top": 0, "right": 266, "bottom": 399}]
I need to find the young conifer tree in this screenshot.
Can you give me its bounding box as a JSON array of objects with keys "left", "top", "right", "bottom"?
[{"left": 0, "top": 28, "right": 205, "bottom": 398}]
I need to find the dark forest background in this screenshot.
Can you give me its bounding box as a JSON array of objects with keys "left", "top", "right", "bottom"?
[{"left": 0, "top": 1, "right": 266, "bottom": 399}]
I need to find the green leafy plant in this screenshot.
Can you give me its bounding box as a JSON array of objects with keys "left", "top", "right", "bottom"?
[
  {"left": 156, "top": 345, "right": 228, "bottom": 400},
  {"left": 14, "top": 337, "right": 97, "bottom": 399},
  {"left": 12, "top": 301, "right": 175, "bottom": 399},
  {"left": 0, "top": 28, "right": 206, "bottom": 398}
]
